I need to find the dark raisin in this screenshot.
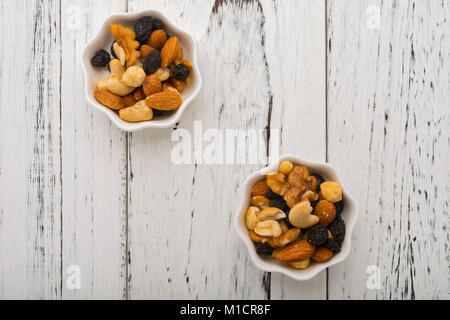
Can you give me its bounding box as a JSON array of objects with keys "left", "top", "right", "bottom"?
[
  {"left": 111, "top": 42, "right": 118, "bottom": 59},
  {"left": 323, "top": 238, "right": 341, "bottom": 253},
  {"left": 152, "top": 18, "right": 163, "bottom": 30},
  {"left": 171, "top": 63, "right": 190, "bottom": 81},
  {"left": 311, "top": 173, "right": 325, "bottom": 190},
  {"left": 256, "top": 243, "right": 273, "bottom": 256},
  {"left": 270, "top": 197, "right": 289, "bottom": 213},
  {"left": 143, "top": 50, "right": 162, "bottom": 75},
  {"left": 329, "top": 215, "right": 346, "bottom": 243},
  {"left": 134, "top": 16, "right": 154, "bottom": 44},
  {"left": 334, "top": 200, "right": 344, "bottom": 215},
  {"left": 265, "top": 189, "right": 281, "bottom": 200},
  {"left": 311, "top": 199, "right": 319, "bottom": 210},
  {"left": 152, "top": 109, "right": 166, "bottom": 117},
  {"left": 90, "top": 49, "right": 111, "bottom": 67},
  {"left": 307, "top": 225, "right": 329, "bottom": 246}
]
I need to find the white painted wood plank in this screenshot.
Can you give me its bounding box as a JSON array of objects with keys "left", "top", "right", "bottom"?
[
  {"left": 261, "top": 0, "right": 327, "bottom": 300},
  {"left": 127, "top": 0, "right": 273, "bottom": 299},
  {"left": 0, "top": 0, "right": 62, "bottom": 299},
  {"left": 327, "top": 0, "right": 449, "bottom": 299},
  {"left": 60, "top": 0, "right": 128, "bottom": 299}
]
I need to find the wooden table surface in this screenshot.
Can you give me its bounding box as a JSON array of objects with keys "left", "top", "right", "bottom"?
[{"left": 0, "top": 0, "right": 448, "bottom": 300}]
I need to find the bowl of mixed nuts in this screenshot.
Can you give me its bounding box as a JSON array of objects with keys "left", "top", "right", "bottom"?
[
  {"left": 234, "top": 155, "right": 358, "bottom": 281},
  {"left": 81, "top": 9, "right": 202, "bottom": 131}
]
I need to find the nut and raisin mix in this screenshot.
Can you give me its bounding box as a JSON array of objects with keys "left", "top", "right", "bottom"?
[{"left": 245, "top": 161, "right": 347, "bottom": 270}]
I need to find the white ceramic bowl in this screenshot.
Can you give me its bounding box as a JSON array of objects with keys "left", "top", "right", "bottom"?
[
  {"left": 81, "top": 9, "right": 202, "bottom": 132},
  {"left": 234, "top": 155, "right": 358, "bottom": 281}
]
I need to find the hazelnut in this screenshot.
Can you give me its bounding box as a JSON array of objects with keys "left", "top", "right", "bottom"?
[
  {"left": 313, "top": 200, "right": 336, "bottom": 226},
  {"left": 320, "top": 181, "right": 343, "bottom": 203},
  {"left": 122, "top": 66, "right": 146, "bottom": 87},
  {"left": 279, "top": 161, "right": 294, "bottom": 175}
]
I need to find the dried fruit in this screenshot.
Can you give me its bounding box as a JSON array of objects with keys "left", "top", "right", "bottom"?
[
  {"left": 279, "top": 161, "right": 294, "bottom": 175},
  {"left": 160, "top": 36, "right": 179, "bottom": 68},
  {"left": 254, "top": 220, "right": 282, "bottom": 238},
  {"left": 145, "top": 91, "right": 183, "bottom": 110},
  {"left": 133, "top": 87, "right": 145, "bottom": 101},
  {"left": 176, "top": 46, "right": 183, "bottom": 60},
  {"left": 277, "top": 240, "right": 316, "bottom": 262},
  {"left": 122, "top": 94, "right": 137, "bottom": 107},
  {"left": 91, "top": 49, "right": 111, "bottom": 67},
  {"left": 311, "top": 173, "right": 325, "bottom": 190},
  {"left": 320, "top": 181, "right": 343, "bottom": 203},
  {"left": 289, "top": 259, "right": 310, "bottom": 269},
  {"left": 288, "top": 200, "right": 319, "bottom": 228},
  {"left": 250, "top": 196, "right": 271, "bottom": 209},
  {"left": 143, "top": 50, "right": 162, "bottom": 75},
  {"left": 152, "top": 18, "right": 163, "bottom": 31},
  {"left": 270, "top": 197, "right": 290, "bottom": 213},
  {"left": 329, "top": 215, "right": 346, "bottom": 243},
  {"left": 170, "top": 78, "right": 185, "bottom": 93},
  {"left": 307, "top": 225, "right": 329, "bottom": 246},
  {"left": 313, "top": 200, "right": 336, "bottom": 226},
  {"left": 134, "top": 16, "right": 154, "bottom": 44},
  {"left": 147, "top": 29, "right": 167, "bottom": 50},
  {"left": 122, "top": 66, "right": 147, "bottom": 87},
  {"left": 143, "top": 74, "right": 162, "bottom": 97},
  {"left": 323, "top": 238, "right": 342, "bottom": 253},
  {"left": 171, "top": 63, "right": 190, "bottom": 81},
  {"left": 110, "top": 24, "right": 140, "bottom": 67},
  {"left": 256, "top": 243, "right": 273, "bottom": 256},
  {"left": 257, "top": 207, "right": 286, "bottom": 221},
  {"left": 272, "top": 228, "right": 301, "bottom": 247},
  {"left": 93, "top": 90, "right": 125, "bottom": 110},
  {"left": 334, "top": 200, "right": 344, "bottom": 215},
  {"left": 266, "top": 172, "right": 287, "bottom": 196},
  {"left": 252, "top": 180, "right": 270, "bottom": 197},
  {"left": 119, "top": 100, "right": 153, "bottom": 122},
  {"left": 245, "top": 207, "right": 260, "bottom": 230},
  {"left": 312, "top": 247, "right": 333, "bottom": 262},
  {"left": 265, "top": 189, "right": 281, "bottom": 200}
]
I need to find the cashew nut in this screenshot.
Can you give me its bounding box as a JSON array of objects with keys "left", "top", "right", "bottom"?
[
  {"left": 122, "top": 66, "right": 146, "bottom": 87},
  {"left": 113, "top": 43, "right": 126, "bottom": 66},
  {"left": 254, "top": 220, "right": 282, "bottom": 238},
  {"left": 249, "top": 230, "right": 270, "bottom": 244},
  {"left": 257, "top": 207, "right": 286, "bottom": 221},
  {"left": 154, "top": 67, "right": 170, "bottom": 81},
  {"left": 119, "top": 100, "right": 153, "bottom": 122},
  {"left": 301, "top": 190, "right": 318, "bottom": 202},
  {"left": 109, "top": 59, "right": 126, "bottom": 77},
  {"left": 272, "top": 228, "right": 301, "bottom": 247},
  {"left": 289, "top": 258, "right": 310, "bottom": 269},
  {"left": 107, "top": 75, "right": 135, "bottom": 96},
  {"left": 250, "top": 196, "right": 270, "bottom": 209},
  {"left": 245, "top": 207, "right": 260, "bottom": 230},
  {"left": 96, "top": 75, "right": 114, "bottom": 90},
  {"left": 288, "top": 200, "right": 319, "bottom": 228}
]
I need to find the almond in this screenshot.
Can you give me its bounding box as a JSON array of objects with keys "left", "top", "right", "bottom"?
[
  {"left": 143, "top": 74, "right": 162, "bottom": 97},
  {"left": 93, "top": 90, "right": 125, "bottom": 110},
  {"left": 147, "top": 30, "right": 167, "bottom": 50},
  {"left": 251, "top": 180, "right": 270, "bottom": 196},
  {"left": 140, "top": 45, "right": 155, "bottom": 61},
  {"left": 313, "top": 200, "right": 336, "bottom": 226},
  {"left": 133, "top": 87, "right": 145, "bottom": 101},
  {"left": 160, "top": 36, "right": 179, "bottom": 68},
  {"left": 145, "top": 91, "right": 183, "bottom": 110},
  {"left": 276, "top": 240, "right": 316, "bottom": 262},
  {"left": 122, "top": 94, "right": 137, "bottom": 106},
  {"left": 312, "top": 247, "right": 333, "bottom": 262}
]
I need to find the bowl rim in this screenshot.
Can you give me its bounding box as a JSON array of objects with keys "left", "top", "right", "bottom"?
[
  {"left": 81, "top": 9, "right": 202, "bottom": 132},
  {"left": 233, "top": 154, "right": 359, "bottom": 281}
]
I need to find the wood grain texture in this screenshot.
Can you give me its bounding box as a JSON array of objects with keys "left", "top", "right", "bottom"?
[
  {"left": 0, "top": 0, "right": 62, "bottom": 299},
  {"left": 260, "top": 0, "right": 327, "bottom": 300},
  {"left": 327, "top": 0, "right": 449, "bottom": 299},
  {"left": 60, "top": 0, "right": 128, "bottom": 299},
  {"left": 127, "top": 0, "right": 273, "bottom": 299}
]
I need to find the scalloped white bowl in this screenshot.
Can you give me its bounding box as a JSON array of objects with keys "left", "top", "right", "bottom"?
[
  {"left": 233, "top": 155, "right": 358, "bottom": 281},
  {"left": 81, "top": 9, "right": 202, "bottom": 132}
]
